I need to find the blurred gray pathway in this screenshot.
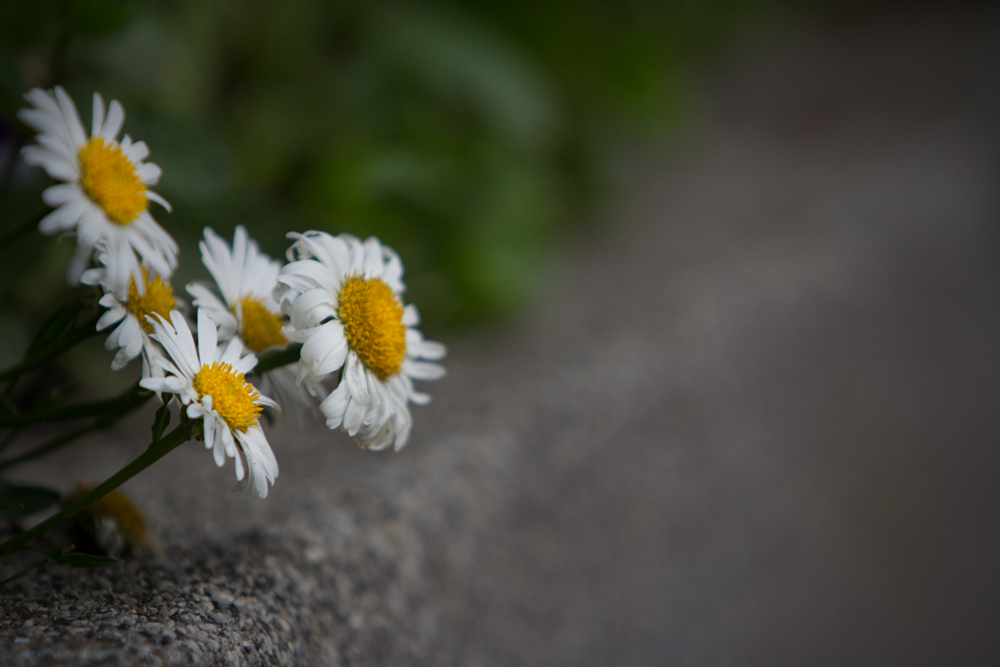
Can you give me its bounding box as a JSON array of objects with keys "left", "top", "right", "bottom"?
[{"left": 3, "top": 8, "right": 1000, "bottom": 666}]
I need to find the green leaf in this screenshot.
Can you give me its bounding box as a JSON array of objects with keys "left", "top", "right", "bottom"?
[
  {"left": 33, "top": 546, "right": 122, "bottom": 568},
  {"left": 151, "top": 404, "right": 171, "bottom": 443},
  {"left": 0, "top": 480, "right": 61, "bottom": 519}
]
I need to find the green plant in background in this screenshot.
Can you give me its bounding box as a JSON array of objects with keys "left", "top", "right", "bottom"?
[{"left": 1, "top": 0, "right": 788, "bottom": 338}]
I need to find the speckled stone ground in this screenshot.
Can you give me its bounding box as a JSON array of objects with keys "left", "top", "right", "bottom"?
[{"left": 3, "top": 7, "right": 1000, "bottom": 666}]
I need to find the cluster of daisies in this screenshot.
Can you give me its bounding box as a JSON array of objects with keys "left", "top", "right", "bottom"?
[{"left": 16, "top": 87, "right": 446, "bottom": 499}]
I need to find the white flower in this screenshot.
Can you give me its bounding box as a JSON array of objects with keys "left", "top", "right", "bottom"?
[
  {"left": 81, "top": 246, "right": 179, "bottom": 379},
  {"left": 187, "top": 226, "right": 286, "bottom": 352},
  {"left": 187, "top": 225, "right": 316, "bottom": 419},
  {"left": 140, "top": 309, "right": 279, "bottom": 499},
  {"left": 274, "top": 232, "right": 446, "bottom": 451},
  {"left": 18, "top": 86, "right": 177, "bottom": 296}
]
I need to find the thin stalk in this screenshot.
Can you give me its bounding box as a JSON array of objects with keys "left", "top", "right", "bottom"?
[
  {"left": 0, "top": 210, "right": 44, "bottom": 249},
  {"left": 0, "top": 383, "right": 151, "bottom": 429},
  {"left": 254, "top": 343, "right": 302, "bottom": 376},
  {"left": 0, "top": 422, "right": 99, "bottom": 471},
  {"left": 0, "top": 420, "right": 199, "bottom": 557}
]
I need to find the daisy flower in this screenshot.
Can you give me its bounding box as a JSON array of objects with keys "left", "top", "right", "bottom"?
[
  {"left": 140, "top": 309, "right": 279, "bottom": 499},
  {"left": 186, "top": 226, "right": 286, "bottom": 353},
  {"left": 187, "top": 225, "right": 316, "bottom": 420},
  {"left": 81, "top": 245, "right": 179, "bottom": 379},
  {"left": 18, "top": 86, "right": 177, "bottom": 296},
  {"left": 274, "top": 232, "right": 446, "bottom": 451}
]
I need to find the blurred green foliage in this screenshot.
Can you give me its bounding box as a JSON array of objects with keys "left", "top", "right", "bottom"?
[{"left": 0, "top": 0, "right": 791, "bottom": 356}]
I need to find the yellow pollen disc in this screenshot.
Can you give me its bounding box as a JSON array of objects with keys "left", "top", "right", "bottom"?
[
  {"left": 127, "top": 271, "right": 176, "bottom": 335},
  {"left": 192, "top": 362, "right": 262, "bottom": 433},
  {"left": 237, "top": 297, "right": 287, "bottom": 353},
  {"left": 337, "top": 276, "right": 406, "bottom": 381},
  {"left": 79, "top": 137, "right": 147, "bottom": 225},
  {"left": 75, "top": 485, "right": 148, "bottom": 550}
]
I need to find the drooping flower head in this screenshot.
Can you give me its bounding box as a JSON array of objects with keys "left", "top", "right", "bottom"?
[
  {"left": 274, "top": 232, "right": 446, "bottom": 451},
  {"left": 82, "top": 244, "right": 181, "bottom": 379},
  {"left": 139, "top": 309, "right": 279, "bottom": 499},
  {"left": 18, "top": 87, "right": 177, "bottom": 296}
]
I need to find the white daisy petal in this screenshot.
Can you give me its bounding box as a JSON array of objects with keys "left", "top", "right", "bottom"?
[
  {"left": 300, "top": 321, "right": 348, "bottom": 379},
  {"left": 221, "top": 423, "right": 237, "bottom": 459},
  {"left": 155, "top": 358, "right": 182, "bottom": 379},
  {"left": 381, "top": 246, "right": 405, "bottom": 292},
  {"left": 232, "top": 444, "right": 246, "bottom": 481},
  {"left": 146, "top": 190, "right": 171, "bottom": 212},
  {"left": 38, "top": 199, "right": 85, "bottom": 234},
  {"left": 402, "top": 304, "right": 420, "bottom": 326},
  {"left": 100, "top": 99, "right": 125, "bottom": 141},
  {"left": 320, "top": 381, "right": 350, "bottom": 429},
  {"left": 137, "top": 162, "right": 161, "bottom": 184},
  {"left": 406, "top": 329, "right": 446, "bottom": 360},
  {"left": 162, "top": 376, "right": 188, "bottom": 393},
  {"left": 257, "top": 393, "right": 279, "bottom": 410},
  {"left": 213, "top": 422, "right": 227, "bottom": 467},
  {"left": 203, "top": 413, "right": 216, "bottom": 455},
  {"left": 362, "top": 237, "right": 383, "bottom": 278},
  {"left": 96, "top": 306, "right": 126, "bottom": 331},
  {"left": 91, "top": 93, "right": 105, "bottom": 138},
  {"left": 221, "top": 337, "right": 245, "bottom": 366},
  {"left": 343, "top": 394, "right": 366, "bottom": 435},
  {"left": 54, "top": 86, "right": 87, "bottom": 148},
  {"left": 42, "top": 183, "right": 81, "bottom": 207},
  {"left": 197, "top": 309, "right": 218, "bottom": 368},
  {"left": 276, "top": 260, "right": 340, "bottom": 296},
  {"left": 234, "top": 352, "right": 258, "bottom": 376},
  {"left": 286, "top": 288, "right": 335, "bottom": 328},
  {"left": 123, "top": 139, "right": 149, "bottom": 162},
  {"left": 403, "top": 360, "right": 446, "bottom": 381},
  {"left": 140, "top": 377, "right": 176, "bottom": 394},
  {"left": 344, "top": 352, "right": 371, "bottom": 406}
]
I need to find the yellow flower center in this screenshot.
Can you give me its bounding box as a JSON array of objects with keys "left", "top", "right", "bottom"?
[
  {"left": 127, "top": 271, "right": 176, "bottom": 334},
  {"left": 337, "top": 276, "right": 406, "bottom": 381},
  {"left": 237, "top": 297, "right": 287, "bottom": 353},
  {"left": 192, "top": 361, "right": 262, "bottom": 433},
  {"left": 76, "top": 485, "right": 147, "bottom": 550},
  {"left": 78, "top": 137, "right": 147, "bottom": 225}
]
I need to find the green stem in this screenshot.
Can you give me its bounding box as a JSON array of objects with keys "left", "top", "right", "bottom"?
[
  {"left": 253, "top": 343, "right": 302, "bottom": 376},
  {"left": 0, "top": 210, "right": 44, "bottom": 249},
  {"left": 0, "top": 420, "right": 199, "bottom": 557},
  {"left": 0, "top": 310, "right": 102, "bottom": 384},
  {"left": 0, "top": 383, "right": 151, "bottom": 429},
  {"left": 0, "top": 422, "right": 98, "bottom": 471}
]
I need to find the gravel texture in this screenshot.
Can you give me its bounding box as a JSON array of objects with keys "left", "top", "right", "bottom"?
[{"left": 3, "top": 7, "right": 1000, "bottom": 666}]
